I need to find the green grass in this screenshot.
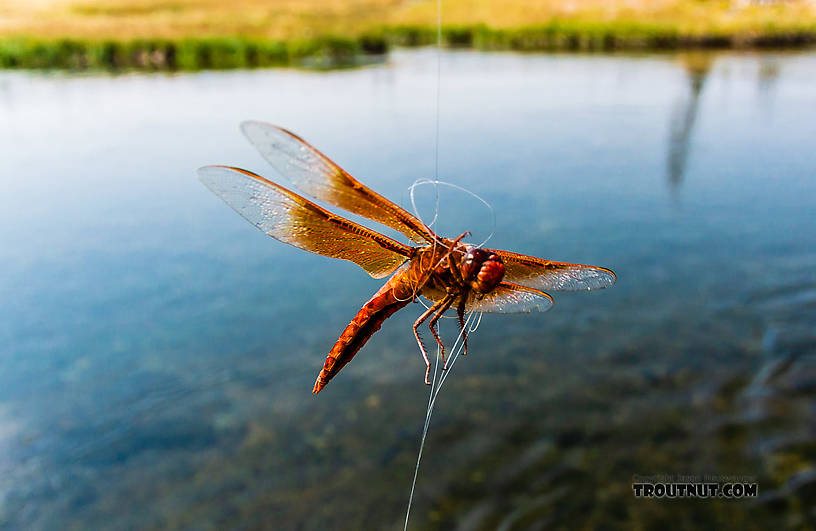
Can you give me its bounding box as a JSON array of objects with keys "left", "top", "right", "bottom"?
[
  {"left": 0, "top": 34, "right": 387, "bottom": 70},
  {"left": 1, "top": 21, "right": 815, "bottom": 71},
  {"left": 2, "top": 0, "right": 816, "bottom": 70}
]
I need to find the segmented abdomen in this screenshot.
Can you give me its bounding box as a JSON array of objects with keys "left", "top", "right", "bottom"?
[{"left": 312, "top": 271, "right": 414, "bottom": 394}]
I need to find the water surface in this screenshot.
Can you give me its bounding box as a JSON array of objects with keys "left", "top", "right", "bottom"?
[{"left": 1, "top": 50, "right": 815, "bottom": 529}]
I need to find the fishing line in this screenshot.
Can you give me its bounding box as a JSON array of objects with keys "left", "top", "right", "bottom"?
[
  {"left": 404, "top": 13, "right": 446, "bottom": 526},
  {"left": 403, "top": 0, "right": 496, "bottom": 527},
  {"left": 409, "top": 178, "right": 441, "bottom": 232},
  {"left": 404, "top": 309, "right": 477, "bottom": 531},
  {"left": 409, "top": 178, "right": 497, "bottom": 249},
  {"left": 434, "top": 0, "right": 442, "bottom": 183},
  {"left": 407, "top": 178, "right": 497, "bottom": 312},
  {"left": 469, "top": 310, "right": 484, "bottom": 333},
  {"left": 433, "top": 311, "right": 475, "bottom": 392}
]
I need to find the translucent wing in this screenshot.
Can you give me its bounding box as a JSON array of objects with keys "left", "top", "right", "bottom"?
[
  {"left": 241, "top": 121, "right": 437, "bottom": 244},
  {"left": 490, "top": 249, "right": 616, "bottom": 292},
  {"left": 198, "top": 166, "right": 412, "bottom": 279},
  {"left": 466, "top": 282, "right": 553, "bottom": 314}
]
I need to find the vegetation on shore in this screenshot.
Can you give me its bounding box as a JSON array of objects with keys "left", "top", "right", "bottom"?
[{"left": 1, "top": 0, "right": 815, "bottom": 70}]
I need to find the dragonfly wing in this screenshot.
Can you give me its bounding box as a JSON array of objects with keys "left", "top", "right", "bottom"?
[
  {"left": 241, "top": 121, "right": 437, "bottom": 244},
  {"left": 466, "top": 282, "right": 553, "bottom": 314},
  {"left": 490, "top": 249, "right": 616, "bottom": 292},
  {"left": 199, "top": 165, "right": 412, "bottom": 279}
]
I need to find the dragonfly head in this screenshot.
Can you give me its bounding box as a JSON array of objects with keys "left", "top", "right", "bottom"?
[{"left": 460, "top": 247, "right": 504, "bottom": 294}]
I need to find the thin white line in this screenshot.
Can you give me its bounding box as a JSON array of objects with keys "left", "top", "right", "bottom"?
[
  {"left": 404, "top": 309, "right": 474, "bottom": 531},
  {"left": 404, "top": 2, "right": 447, "bottom": 528},
  {"left": 434, "top": 0, "right": 442, "bottom": 182}
]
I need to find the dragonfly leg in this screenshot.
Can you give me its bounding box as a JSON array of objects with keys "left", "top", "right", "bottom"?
[
  {"left": 448, "top": 253, "right": 465, "bottom": 287},
  {"left": 450, "top": 231, "right": 471, "bottom": 247},
  {"left": 411, "top": 231, "right": 471, "bottom": 301},
  {"left": 413, "top": 297, "right": 449, "bottom": 385},
  {"left": 428, "top": 294, "right": 456, "bottom": 368},
  {"left": 436, "top": 230, "right": 470, "bottom": 267},
  {"left": 447, "top": 231, "right": 470, "bottom": 259},
  {"left": 456, "top": 297, "right": 468, "bottom": 356}
]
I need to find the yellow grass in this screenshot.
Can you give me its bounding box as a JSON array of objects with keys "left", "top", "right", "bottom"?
[{"left": 2, "top": 0, "right": 815, "bottom": 40}]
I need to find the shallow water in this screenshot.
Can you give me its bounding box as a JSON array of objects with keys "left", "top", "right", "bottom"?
[{"left": 1, "top": 50, "right": 815, "bottom": 529}]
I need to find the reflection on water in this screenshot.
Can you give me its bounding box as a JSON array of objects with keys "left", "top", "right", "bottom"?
[
  {"left": 758, "top": 57, "right": 781, "bottom": 97},
  {"left": 1, "top": 50, "right": 815, "bottom": 529},
  {"left": 666, "top": 54, "right": 712, "bottom": 194}
]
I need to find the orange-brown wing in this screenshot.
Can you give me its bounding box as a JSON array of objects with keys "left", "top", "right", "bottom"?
[
  {"left": 198, "top": 165, "right": 412, "bottom": 279},
  {"left": 490, "top": 249, "right": 617, "bottom": 292},
  {"left": 241, "top": 121, "right": 437, "bottom": 244},
  {"left": 466, "top": 282, "right": 553, "bottom": 313}
]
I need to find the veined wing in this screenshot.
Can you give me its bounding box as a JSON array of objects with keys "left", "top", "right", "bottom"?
[
  {"left": 491, "top": 249, "right": 616, "bottom": 292},
  {"left": 199, "top": 166, "right": 412, "bottom": 279},
  {"left": 241, "top": 121, "right": 437, "bottom": 244},
  {"left": 467, "top": 282, "right": 553, "bottom": 314}
]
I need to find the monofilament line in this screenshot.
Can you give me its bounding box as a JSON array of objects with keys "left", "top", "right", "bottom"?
[
  {"left": 403, "top": 309, "right": 479, "bottom": 531},
  {"left": 409, "top": 179, "right": 497, "bottom": 250},
  {"left": 404, "top": 0, "right": 448, "bottom": 527},
  {"left": 433, "top": 0, "right": 442, "bottom": 181}
]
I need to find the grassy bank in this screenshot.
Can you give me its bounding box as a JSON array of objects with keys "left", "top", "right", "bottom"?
[
  {"left": 1, "top": 0, "right": 816, "bottom": 70},
  {"left": 0, "top": 35, "right": 387, "bottom": 70}
]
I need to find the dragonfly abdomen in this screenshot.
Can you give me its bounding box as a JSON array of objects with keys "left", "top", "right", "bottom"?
[{"left": 312, "top": 271, "right": 414, "bottom": 394}]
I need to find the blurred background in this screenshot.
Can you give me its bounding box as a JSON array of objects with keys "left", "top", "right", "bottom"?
[{"left": 1, "top": 1, "right": 815, "bottom": 529}]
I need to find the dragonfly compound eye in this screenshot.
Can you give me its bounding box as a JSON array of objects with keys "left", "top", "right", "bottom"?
[{"left": 461, "top": 249, "right": 505, "bottom": 293}]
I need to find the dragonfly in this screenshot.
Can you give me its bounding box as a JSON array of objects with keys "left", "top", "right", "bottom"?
[{"left": 199, "top": 121, "right": 616, "bottom": 394}]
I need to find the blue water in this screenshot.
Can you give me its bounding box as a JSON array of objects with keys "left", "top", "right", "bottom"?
[{"left": 1, "top": 50, "right": 815, "bottom": 529}]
